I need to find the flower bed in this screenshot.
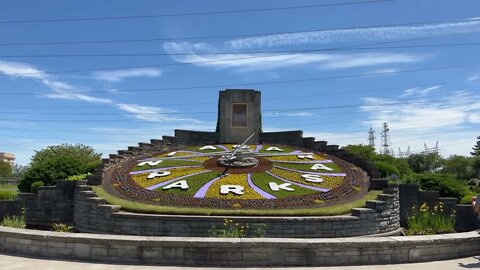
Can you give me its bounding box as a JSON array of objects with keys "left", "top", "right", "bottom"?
[
  {"left": 154, "top": 151, "right": 210, "bottom": 162},
  {"left": 270, "top": 167, "right": 344, "bottom": 190},
  {"left": 131, "top": 167, "right": 207, "bottom": 188},
  {"left": 257, "top": 145, "right": 296, "bottom": 153},
  {"left": 205, "top": 174, "right": 265, "bottom": 200},
  {"left": 267, "top": 153, "right": 327, "bottom": 161},
  {"left": 251, "top": 172, "right": 317, "bottom": 198},
  {"left": 157, "top": 171, "right": 221, "bottom": 196},
  {"left": 273, "top": 161, "right": 342, "bottom": 173},
  {"left": 132, "top": 159, "right": 201, "bottom": 172}
]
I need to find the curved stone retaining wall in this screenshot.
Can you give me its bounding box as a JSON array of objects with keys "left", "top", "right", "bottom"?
[
  {"left": 0, "top": 226, "right": 478, "bottom": 266},
  {"left": 73, "top": 182, "right": 400, "bottom": 237}
]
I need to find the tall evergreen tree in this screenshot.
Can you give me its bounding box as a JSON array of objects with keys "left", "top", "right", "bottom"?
[{"left": 472, "top": 136, "right": 480, "bottom": 156}]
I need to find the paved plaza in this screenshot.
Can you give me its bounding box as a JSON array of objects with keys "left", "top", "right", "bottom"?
[{"left": 0, "top": 253, "right": 478, "bottom": 270}]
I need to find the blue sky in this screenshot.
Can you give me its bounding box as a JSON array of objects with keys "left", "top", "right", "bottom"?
[{"left": 0, "top": 0, "right": 479, "bottom": 164}]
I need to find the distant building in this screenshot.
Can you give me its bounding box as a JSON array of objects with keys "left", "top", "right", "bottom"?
[{"left": 0, "top": 152, "right": 15, "bottom": 166}]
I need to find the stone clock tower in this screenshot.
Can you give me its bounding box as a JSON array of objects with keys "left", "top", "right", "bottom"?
[{"left": 216, "top": 89, "right": 261, "bottom": 143}]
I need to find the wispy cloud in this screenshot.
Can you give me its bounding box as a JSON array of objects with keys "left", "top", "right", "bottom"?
[
  {"left": 264, "top": 111, "right": 315, "bottom": 117},
  {"left": 163, "top": 43, "right": 425, "bottom": 72},
  {"left": 116, "top": 103, "right": 202, "bottom": 123},
  {"left": 356, "top": 89, "right": 480, "bottom": 155},
  {"left": 93, "top": 68, "right": 162, "bottom": 82},
  {"left": 227, "top": 19, "right": 480, "bottom": 49},
  {"left": 468, "top": 74, "right": 480, "bottom": 81},
  {"left": 0, "top": 60, "right": 112, "bottom": 104},
  {"left": 401, "top": 85, "right": 441, "bottom": 97},
  {"left": 0, "top": 60, "right": 204, "bottom": 123}
]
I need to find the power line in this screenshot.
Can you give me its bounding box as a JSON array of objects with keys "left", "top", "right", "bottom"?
[
  {"left": 1, "top": 63, "right": 478, "bottom": 91},
  {"left": 2, "top": 41, "right": 480, "bottom": 58},
  {"left": 0, "top": 80, "right": 467, "bottom": 108},
  {"left": 0, "top": 0, "right": 392, "bottom": 24},
  {"left": 0, "top": 17, "right": 476, "bottom": 46}
]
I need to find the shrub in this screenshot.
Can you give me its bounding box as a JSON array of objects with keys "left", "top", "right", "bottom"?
[
  {"left": 405, "top": 173, "right": 469, "bottom": 199},
  {"left": 0, "top": 190, "right": 16, "bottom": 200},
  {"left": 1, "top": 209, "right": 25, "bottom": 229},
  {"left": 66, "top": 173, "right": 89, "bottom": 181},
  {"left": 208, "top": 219, "right": 267, "bottom": 238},
  {"left": 18, "top": 144, "right": 101, "bottom": 192},
  {"left": 373, "top": 161, "right": 400, "bottom": 178},
  {"left": 30, "top": 181, "right": 44, "bottom": 193},
  {"left": 52, "top": 223, "right": 73, "bottom": 232}
]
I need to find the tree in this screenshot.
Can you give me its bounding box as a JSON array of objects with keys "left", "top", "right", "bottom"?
[
  {"left": 341, "top": 144, "right": 376, "bottom": 160},
  {"left": 442, "top": 155, "right": 474, "bottom": 180},
  {"left": 473, "top": 156, "right": 480, "bottom": 179},
  {"left": 0, "top": 160, "right": 12, "bottom": 178},
  {"left": 407, "top": 152, "right": 443, "bottom": 173},
  {"left": 471, "top": 136, "right": 480, "bottom": 156},
  {"left": 18, "top": 144, "right": 101, "bottom": 192}
]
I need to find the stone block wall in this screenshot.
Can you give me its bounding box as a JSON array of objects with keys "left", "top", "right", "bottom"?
[
  {"left": 0, "top": 200, "right": 20, "bottom": 221},
  {"left": 73, "top": 182, "right": 400, "bottom": 237},
  {"left": 0, "top": 225, "right": 479, "bottom": 266},
  {"left": 399, "top": 183, "right": 477, "bottom": 232},
  {"left": 19, "top": 180, "right": 77, "bottom": 228}
]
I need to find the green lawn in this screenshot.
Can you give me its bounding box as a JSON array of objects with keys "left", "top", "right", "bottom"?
[
  {"left": 0, "top": 184, "right": 18, "bottom": 194},
  {"left": 92, "top": 186, "right": 381, "bottom": 216}
]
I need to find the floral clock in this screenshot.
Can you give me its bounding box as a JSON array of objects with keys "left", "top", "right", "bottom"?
[{"left": 110, "top": 144, "right": 368, "bottom": 209}]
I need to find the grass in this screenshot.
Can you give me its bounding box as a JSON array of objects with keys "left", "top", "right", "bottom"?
[
  {"left": 92, "top": 186, "right": 381, "bottom": 216},
  {"left": 0, "top": 184, "right": 18, "bottom": 193},
  {"left": 0, "top": 184, "right": 18, "bottom": 200}
]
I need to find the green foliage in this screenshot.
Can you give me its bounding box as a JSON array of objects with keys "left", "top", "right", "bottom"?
[
  {"left": 407, "top": 153, "right": 443, "bottom": 173},
  {"left": 51, "top": 223, "right": 73, "bottom": 232},
  {"left": 374, "top": 155, "right": 413, "bottom": 178},
  {"left": 18, "top": 144, "right": 101, "bottom": 192},
  {"left": 208, "top": 219, "right": 267, "bottom": 238},
  {"left": 341, "top": 144, "right": 376, "bottom": 160},
  {"left": 1, "top": 209, "right": 25, "bottom": 229},
  {"left": 0, "top": 190, "right": 16, "bottom": 200},
  {"left": 406, "top": 202, "right": 455, "bottom": 235},
  {"left": 251, "top": 172, "right": 316, "bottom": 198},
  {"left": 405, "top": 173, "right": 469, "bottom": 199},
  {"left": 0, "top": 161, "right": 12, "bottom": 177},
  {"left": 30, "top": 181, "right": 45, "bottom": 193},
  {"left": 460, "top": 193, "right": 477, "bottom": 204},
  {"left": 373, "top": 161, "right": 400, "bottom": 178},
  {"left": 471, "top": 136, "right": 480, "bottom": 156},
  {"left": 66, "top": 173, "right": 89, "bottom": 181},
  {"left": 473, "top": 156, "right": 480, "bottom": 179},
  {"left": 30, "top": 181, "right": 44, "bottom": 193},
  {"left": 442, "top": 155, "right": 474, "bottom": 180}
]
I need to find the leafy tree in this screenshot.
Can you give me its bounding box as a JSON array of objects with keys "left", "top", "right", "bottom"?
[
  {"left": 0, "top": 160, "right": 12, "bottom": 178},
  {"left": 18, "top": 144, "right": 101, "bottom": 192},
  {"left": 472, "top": 136, "right": 480, "bottom": 156},
  {"left": 373, "top": 161, "right": 400, "bottom": 178},
  {"left": 473, "top": 156, "right": 480, "bottom": 179},
  {"left": 374, "top": 154, "right": 413, "bottom": 178},
  {"left": 405, "top": 173, "right": 469, "bottom": 199},
  {"left": 341, "top": 144, "right": 376, "bottom": 160},
  {"left": 11, "top": 164, "right": 29, "bottom": 179},
  {"left": 407, "top": 153, "right": 443, "bottom": 173},
  {"left": 442, "top": 155, "right": 473, "bottom": 180}
]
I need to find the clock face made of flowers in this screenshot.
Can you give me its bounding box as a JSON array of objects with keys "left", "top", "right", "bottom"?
[{"left": 111, "top": 144, "right": 368, "bottom": 209}]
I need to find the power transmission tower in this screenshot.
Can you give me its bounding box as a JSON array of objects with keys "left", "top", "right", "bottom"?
[
  {"left": 381, "top": 123, "right": 392, "bottom": 155},
  {"left": 368, "top": 127, "right": 376, "bottom": 149},
  {"left": 398, "top": 146, "right": 411, "bottom": 158}
]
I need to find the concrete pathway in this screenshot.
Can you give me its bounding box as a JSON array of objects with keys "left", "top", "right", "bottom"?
[{"left": 0, "top": 253, "right": 479, "bottom": 270}]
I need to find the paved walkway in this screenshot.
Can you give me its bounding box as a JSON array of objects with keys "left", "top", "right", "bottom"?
[{"left": 0, "top": 253, "right": 479, "bottom": 270}]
